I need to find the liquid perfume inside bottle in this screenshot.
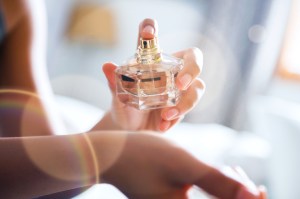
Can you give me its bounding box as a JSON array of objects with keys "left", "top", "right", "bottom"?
[{"left": 115, "top": 36, "right": 183, "bottom": 110}]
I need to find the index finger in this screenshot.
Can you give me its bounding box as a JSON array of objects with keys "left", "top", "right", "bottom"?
[
  {"left": 138, "top": 18, "right": 158, "bottom": 42},
  {"left": 172, "top": 147, "right": 259, "bottom": 199},
  {"left": 194, "top": 166, "right": 258, "bottom": 199}
]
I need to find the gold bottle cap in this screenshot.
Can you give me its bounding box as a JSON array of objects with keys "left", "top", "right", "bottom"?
[
  {"left": 137, "top": 37, "right": 161, "bottom": 64},
  {"left": 139, "top": 37, "right": 158, "bottom": 49}
]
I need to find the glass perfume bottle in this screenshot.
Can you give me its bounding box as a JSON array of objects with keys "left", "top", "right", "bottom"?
[{"left": 115, "top": 36, "right": 183, "bottom": 110}]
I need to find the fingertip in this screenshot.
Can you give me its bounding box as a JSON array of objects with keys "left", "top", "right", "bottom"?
[
  {"left": 139, "top": 18, "right": 158, "bottom": 39},
  {"left": 141, "top": 25, "right": 155, "bottom": 39},
  {"left": 160, "top": 108, "right": 169, "bottom": 120},
  {"left": 237, "top": 186, "right": 259, "bottom": 199},
  {"left": 177, "top": 73, "right": 192, "bottom": 90},
  {"left": 102, "top": 62, "right": 117, "bottom": 77},
  {"left": 164, "top": 108, "right": 180, "bottom": 121},
  {"left": 258, "top": 186, "right": 267, "bottom": 199},
  {"left": 102, "top": 62, "right": 118, "bottom": 91},
  {"left": 197, "top": 78, "right": 206, "bottom": 90},
  {"left": 159, "top": 120, "right": 171, "bottom": 132},
  {"left": 102, "top": 62, "right": 118, "bottom": 71}
]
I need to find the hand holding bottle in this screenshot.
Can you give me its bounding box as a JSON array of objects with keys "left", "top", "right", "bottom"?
[{"left": 96, "top": 19, "right": 205, "bottom": 132}]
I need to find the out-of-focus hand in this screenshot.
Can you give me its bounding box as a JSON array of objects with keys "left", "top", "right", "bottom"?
[
  {"left": 97, "top": 131, "right": 267, "bottom": 199},
  {"left": 102, "top": 18, "right": 205, "bottom": 132},
  {"left": 220, "top": 166, "right": 267, "bottom": 199}
]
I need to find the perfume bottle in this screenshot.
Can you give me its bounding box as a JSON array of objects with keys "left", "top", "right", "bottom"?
[{"left": 115, "top": 36, "right": 183, "bottom": 110}]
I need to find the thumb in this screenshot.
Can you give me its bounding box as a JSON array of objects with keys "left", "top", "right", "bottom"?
[{"left": 102, "top": 62, "right": 118, "bottom": 93}]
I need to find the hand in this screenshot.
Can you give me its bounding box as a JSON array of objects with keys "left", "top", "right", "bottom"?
[
  {"left": 97, "top": 132, "right": 267, "bottom": 199},
  {"left": 102, "top": 19, "right": 205, "bottom": 132}
]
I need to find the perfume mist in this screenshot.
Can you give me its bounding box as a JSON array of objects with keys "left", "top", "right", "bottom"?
[{"left": 115, "top": 37, "right": 183, "bottom": 110}]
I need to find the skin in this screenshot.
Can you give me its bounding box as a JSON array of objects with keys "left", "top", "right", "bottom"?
[
  {"left": 93, "top": 20, "right": 205, "bottom": 132},
  {"left": 0, "top": 131, "right": 264, "bottom": 199},
  {"left": 0, "top": 0, "right": 267, "bottom": 198},
  {"left": 0, "top": 0, "right": 63, "bottom": 137}
]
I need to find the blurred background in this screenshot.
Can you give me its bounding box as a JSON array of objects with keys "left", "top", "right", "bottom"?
[{"left": 42, "top": 0, "right": 300, "bottom": 198}]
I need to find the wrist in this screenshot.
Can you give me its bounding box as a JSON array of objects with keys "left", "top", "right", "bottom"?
[
  {"left": 91, "top": 111, "right": 121, "bottom": 131},
  {"left": 87, "top": 131, "right": 128, "bottom": 182}
]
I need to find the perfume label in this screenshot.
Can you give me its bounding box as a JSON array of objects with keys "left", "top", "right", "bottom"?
[
  {"left": 138, "top": 72, "right": 167, "bottom": 95},
  {"left": 115, "top": 49, "right": 183, "bottom": 110},
  {"left": 119, "top": 74, "right": 137, "bottom": 95}
]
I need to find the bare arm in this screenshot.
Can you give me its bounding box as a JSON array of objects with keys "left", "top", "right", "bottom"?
[
  {"left": 0, "top": 0, "right": 64, "bottom": 136},
  {"left": 0, "top": 130, "right": 263, "bottom": 199},
  {"left": 0, "top": 130, "right": 124, "bottom": 198},
  {"left": 0, "top": 3, "right": 265, "bottom": 198},
  {"left": 0, "top": 133, "right": 98, "bottom": 198}
]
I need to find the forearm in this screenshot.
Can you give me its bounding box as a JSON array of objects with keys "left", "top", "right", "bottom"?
[{"left": 0, "top": 132, "right": 104, "bottom": 198}]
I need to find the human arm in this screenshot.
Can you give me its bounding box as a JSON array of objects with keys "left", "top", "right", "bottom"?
[
  {"left": 0, "top": 0, "right": 64, "bottom": 136},
  {"left": 0, "top": 133, "right": 96, "bottom": 198},
  {"left": 0, "top": 130, "right": 129, "bottom": 198},
  {"left": 100, "top": 132, "right": 266, "bottom": 199},
  {"left": 0, "top": 131, "right": 265, "bottom": 199}
]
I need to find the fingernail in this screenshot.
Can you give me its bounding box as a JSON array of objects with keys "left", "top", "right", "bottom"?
[
  {"left": 142, "top": 25, "right": 155, "bottom": 35},
  {"left": 258, "top": 186, "right": 267, "bottom": 199},
  {"left": 237, "top": 187, "right": 259, "bottom": 199},
  {"left": 159, "top": 120, "right": 171, "bottom": 132},
  {"left": 166, "top": 108, "right": 179, "bottom": 120},
  {"left": 179, "top": 74, "right": 192, "bottom": 90}
]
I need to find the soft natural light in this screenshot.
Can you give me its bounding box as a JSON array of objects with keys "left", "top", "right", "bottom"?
[{"left": 281, "top": 0, "right": 300, "bottom": 74}]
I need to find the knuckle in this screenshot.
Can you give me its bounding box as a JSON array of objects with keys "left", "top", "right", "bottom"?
[
  {"left": 184, "top": 93, "right": 196, "bottom": 110},
  {"left": 195, "top": 78, "right": 206, "bottom": 90},
  {"left": 189, "top": 47, "right": 202, "bottom": 57},
  {"left": 195, "top": 64, "right": 201, "bottom": 76},
  {"left": 187, "top": 47, "right": 203, "bottom": 75},
  {"left": 188, "top": 82, "right": 204, "bottom": 106}
]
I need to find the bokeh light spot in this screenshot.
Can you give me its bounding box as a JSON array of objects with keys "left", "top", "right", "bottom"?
[{"left": 248, "top": 25, "right": 267, "bottom": 43}]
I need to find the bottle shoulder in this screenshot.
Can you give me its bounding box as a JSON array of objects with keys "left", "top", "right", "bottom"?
[
  {"left": 116, "top": 53, "right": 183, "bottom": 74},
  {"left": 160, "top": 53, "right": 183, "bottom": 66}
]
